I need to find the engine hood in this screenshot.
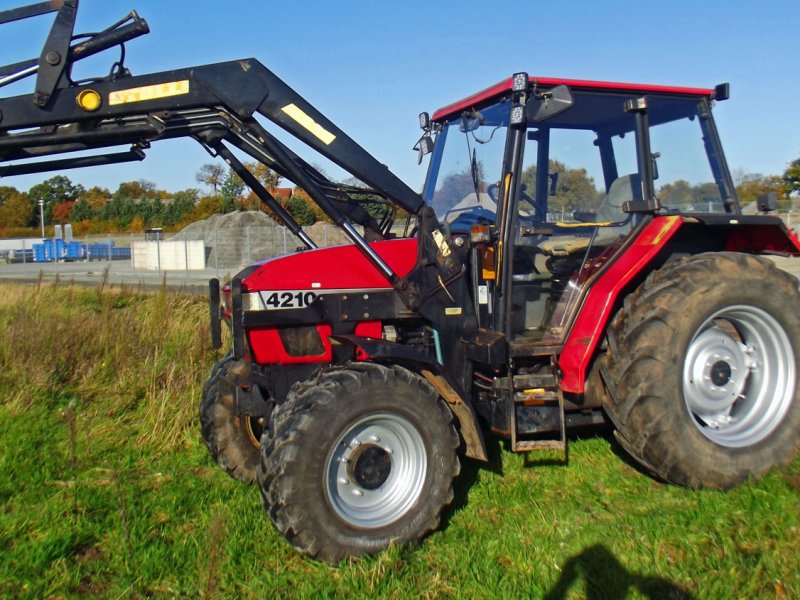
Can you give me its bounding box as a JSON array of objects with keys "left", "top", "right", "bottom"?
[{"left": 239, "top": 238, "right": 418, "bottom": 292}]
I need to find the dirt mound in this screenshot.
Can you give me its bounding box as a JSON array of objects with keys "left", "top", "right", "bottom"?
[{"left": 170, "top": 212, "right": 349, "bottom": 270}]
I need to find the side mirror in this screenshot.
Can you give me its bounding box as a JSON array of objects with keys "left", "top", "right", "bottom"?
[
  {"left": 526, "top": 85, "right": 574, "bottom": 123},
  {"left": 757, "top": 192, "right": 777, "bottom": 213},
  {"left": 415, "top": 135, "right": 434, "bottom": 165}
]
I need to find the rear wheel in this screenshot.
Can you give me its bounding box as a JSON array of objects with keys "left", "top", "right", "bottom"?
[
  {"left": 597, "top": 252, "right": 800, "bottom": 489},
  {"left": 200, "top": 355, "right": 266, "bottom": 483},
  {"left": 258, "top": 363, "right": 460, "bottom": 563}
]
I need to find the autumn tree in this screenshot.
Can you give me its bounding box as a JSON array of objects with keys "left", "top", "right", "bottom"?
[
  {"left": 81, "top": 186, "right": 111, "bottom": 209},
  {"left": 112, "top": 179, "right": 159, "bottom": 202},
  {"left": 736, "top": 173, "right": 787, "bottom": 210},
  {"left": 28, "top": 176, "right": 84, "bottom": 224},
  {"left": 0, "top": 187, "right": 33, "bottom": 227},
  {"left": 196, "top": 163, "right": 225, "bottom": 194},
  {"left": 51, "top": 201, "right": 74, "bottom": 223},
  {"left": 246, "top": 162, "right": 281, "bottom": 192}
]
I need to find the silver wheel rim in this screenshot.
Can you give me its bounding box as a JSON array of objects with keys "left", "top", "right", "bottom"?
[
  {"left": 683, "top": 304, "right": 795, "bottom": 447},
  {"left": 325, "top": 412, "right": 427, "bottom": 529}
]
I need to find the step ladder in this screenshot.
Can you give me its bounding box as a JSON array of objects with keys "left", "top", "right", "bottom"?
[{"left": 509, "top": 367, "right": 567, "bottom": 455}]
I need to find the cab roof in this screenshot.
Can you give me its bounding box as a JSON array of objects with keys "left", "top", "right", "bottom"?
[{"left": 431, "top": 75, "right": 715, "bottom": 122}]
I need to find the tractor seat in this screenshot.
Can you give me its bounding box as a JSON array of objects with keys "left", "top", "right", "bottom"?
[{"left": 531, "top": 173, "right": 642, "bottom": 272}]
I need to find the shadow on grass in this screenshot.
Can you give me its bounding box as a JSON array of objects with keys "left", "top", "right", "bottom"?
[{"left": 544, "top": 544, "right": 694, "bottom": 599}]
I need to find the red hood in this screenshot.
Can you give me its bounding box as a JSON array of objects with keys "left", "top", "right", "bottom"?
[{"left": 241, "top": 238, "right": 418, "bottom": 292}]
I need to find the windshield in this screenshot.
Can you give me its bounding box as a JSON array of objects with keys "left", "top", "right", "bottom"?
[
  {"left": 423, "top": 99, "right": 510, "bottom": 229},
  {"left": 424, "top": 89, "right": 733, "bottom": 224}
]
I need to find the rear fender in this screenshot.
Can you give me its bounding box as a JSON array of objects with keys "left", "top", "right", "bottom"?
[{"left": 559, "top": 215, "right": 799, "bottom": 395}]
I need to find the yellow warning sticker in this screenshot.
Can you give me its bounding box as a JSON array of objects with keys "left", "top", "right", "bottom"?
[
  {"left": 108, "top": 80, "right": 190, "bottom": 106},
  {"left": 281, "top": 103, "right": 336, "bottom": 145}
]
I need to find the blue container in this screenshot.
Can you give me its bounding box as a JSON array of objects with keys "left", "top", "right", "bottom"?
[{"left": 65, "top": 241, "right": 85, "bottom": 260}]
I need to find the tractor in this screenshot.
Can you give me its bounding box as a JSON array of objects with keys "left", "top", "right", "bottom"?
[{"left": 2, "top": 1, "right": 799, "bottom": 564}]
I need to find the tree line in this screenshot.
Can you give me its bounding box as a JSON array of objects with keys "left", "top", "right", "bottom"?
[
  {"left": 1, "top": 158, "right": 798, "bottom": 237},
  {"left": 0, "top": 162, "right": 326, "bottom": 238}
]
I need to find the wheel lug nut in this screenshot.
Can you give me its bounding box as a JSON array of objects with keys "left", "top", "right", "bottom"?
[
  {"left": 338, "top": 478, "right": 348, "bottom": 485},
  {"left": 370, "top": 435, "right": 381, "bottom": 443},
  {"left": 352, "top": 489, "right": 363, "bottom": 497}
]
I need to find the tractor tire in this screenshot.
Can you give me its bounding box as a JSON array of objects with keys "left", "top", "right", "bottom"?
[
  {"left": 596, "top": 252, "right": 800, "bottom": 489},
  {"left": 200, "top": 354, "right": 265, "bottom": 484},
  {"left": 258, "top": 362, "right": 460, "bottom": 563}
]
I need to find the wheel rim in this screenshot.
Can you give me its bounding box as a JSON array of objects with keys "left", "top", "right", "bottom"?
[
  {"left": 325, "top": 412, "right": 427, "bottom": 529},
  {"left": 245, "top": 417, "right": 264, "bottom": 448},
  {"left": 683, "top": 305, "right": 795, "bottom": 447}
]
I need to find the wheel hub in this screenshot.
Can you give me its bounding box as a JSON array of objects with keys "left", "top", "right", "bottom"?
[
  {"left": 350, "top": 445, "right": 392, "bottom": 490},
  {"left": 325, "top": 413, "right": 427, "bottom": 529},
  {"left": 682, "top": 306, "right": 795, "bottom": 447},
  {"left": 684, "top": 326, "right": 749, "bottom": 417},
  {"left": 709, "top": 360, "right": 732, "bottom": 387}
]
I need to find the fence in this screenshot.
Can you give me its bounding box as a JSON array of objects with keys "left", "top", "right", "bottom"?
[
  {"left": 0, "top": 222, "right": 410, "bottom": 282},
  {"left": 3, "top": 212, "right": 794, "bottom": 282}
]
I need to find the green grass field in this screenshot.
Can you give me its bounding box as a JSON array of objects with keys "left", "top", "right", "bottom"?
[{"left": 0, "top": 282, "right": 797, "bottom": 598}]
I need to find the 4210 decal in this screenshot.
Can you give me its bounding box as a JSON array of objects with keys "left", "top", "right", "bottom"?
[{"left": 261, "top": 290, "right": 318, "bottom": 310}]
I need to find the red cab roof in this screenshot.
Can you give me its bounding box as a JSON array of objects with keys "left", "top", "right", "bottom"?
[{"left": 431, "top": 75, "right": 715, "bottom": 122}]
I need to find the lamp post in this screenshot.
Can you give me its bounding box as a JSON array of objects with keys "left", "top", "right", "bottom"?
[{"left": 38, "top": 199, "right": 45, "bottom": 238}]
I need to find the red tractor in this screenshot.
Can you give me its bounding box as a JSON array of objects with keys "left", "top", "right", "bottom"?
[{"left": 3, "top": 1, "right": 799, "bottom": 564}]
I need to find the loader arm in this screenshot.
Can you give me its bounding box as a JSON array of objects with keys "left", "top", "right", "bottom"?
[{"left": 0, "top": 1, "right": 431, "bottom": 284}]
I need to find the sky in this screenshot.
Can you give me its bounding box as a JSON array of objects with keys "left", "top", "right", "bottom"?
[{"left": 1, "top": 0, "right": 798, "bottom": 196}]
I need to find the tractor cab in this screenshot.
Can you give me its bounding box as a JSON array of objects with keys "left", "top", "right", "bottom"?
[{"left": 422, "top": 75, "right": 736, "bottom": 348}]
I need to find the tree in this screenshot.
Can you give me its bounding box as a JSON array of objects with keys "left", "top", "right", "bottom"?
[
  {"left": 520, "top": 159, "right": 603, "bottom": 216},
  {"left": 28, "top": 175, "right": 84, "bottom": 224},
  {"left": 246, "top": 162, "right": 281, "bottom": 192},
  {"left": 736, "top": 173, "right": 787, "bottom": 211},
  {"left": 658, "top": 179, "right": 694, "bottom": 210},
  {"left": 190, "top": 194, "right": 227, "bottom": 221},
  {"left": 163, "top": 189, "right": 198, "bottom": 226},
  {"left": 51, "top": 200, "right": 74, "bottom": 223},
  {"left": 286, "top": 195, "right": 316, "bottom": 225},
  {"left": 196, "top": 163, "right": 225, "bottom": 194},
  {"left": 220, "top": 168, "right": 245, "bottom": 207},
  {"left": 784, "top": 159, "right": 800, "bottom": 198},
  {"left": 71, "top": 197, "right": 94, "bottom": 222},
  {"left": 81, "top": 186, "right": 110, "bottom": 209},
  {"left": 112, "top": 179, "right": 159, "bottom": 202},
  {"left": 0, "top": 190, "right": 33, "bottom": 227}
]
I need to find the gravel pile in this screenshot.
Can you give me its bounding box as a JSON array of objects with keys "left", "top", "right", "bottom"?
[{"left": 170, "top": 211, "right": 351, "bottom": 270}]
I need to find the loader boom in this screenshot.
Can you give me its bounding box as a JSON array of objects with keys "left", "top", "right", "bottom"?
[{"left": 0, "top": 1, "right": 428, "bottom": 283}]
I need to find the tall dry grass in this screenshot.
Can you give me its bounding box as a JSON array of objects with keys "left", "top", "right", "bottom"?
[{"left": 0, "top": 282, "right": 219, "bottom": 452}]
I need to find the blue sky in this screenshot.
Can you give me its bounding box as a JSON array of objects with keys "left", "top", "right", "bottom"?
[{"left": 1, "top": 0, "right": 798, "bottom": 195}]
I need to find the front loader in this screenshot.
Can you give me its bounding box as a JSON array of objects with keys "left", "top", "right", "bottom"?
[{"left": 2, "top": 1, "right": 799, "bottom": 563}]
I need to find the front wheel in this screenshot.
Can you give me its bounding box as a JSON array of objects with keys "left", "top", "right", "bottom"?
[
  {"left": 258, "top": 363, "right": 460, "bottom": 563},
  {"left": 597, "top": 252, "right": 800, "bottom": 489},
  {"left": 200, "top": 355, "right": 267, "bottom": 483}
]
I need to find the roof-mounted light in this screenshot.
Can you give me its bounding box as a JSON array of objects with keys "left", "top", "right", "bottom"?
[
  {"left": 419, "top": 111, "right": 431, "bottom": 130},
  {"left": 512, "top": 72, "right": 529, "bottom": 93},
  {"left": 510, "top": 104, "right": 526, "bottom": 125},
  {"left": 713, "top": 83, "right": 730, "bottom": 101}
]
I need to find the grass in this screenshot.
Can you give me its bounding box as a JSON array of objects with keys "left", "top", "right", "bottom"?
[{"left": 0, "top": 281, "right": 798, "bottom": 598}]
